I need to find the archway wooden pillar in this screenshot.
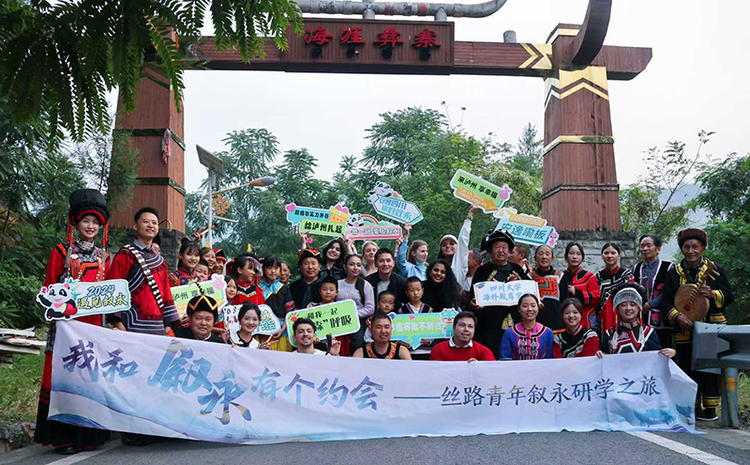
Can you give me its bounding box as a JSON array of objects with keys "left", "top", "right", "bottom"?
[{"left": 111, "top": 64, "right": 186, "bottom": 232}]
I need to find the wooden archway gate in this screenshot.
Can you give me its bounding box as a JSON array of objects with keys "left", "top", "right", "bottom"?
[{"left": 111, "top": 0, "right": 651, "bottom": 234}]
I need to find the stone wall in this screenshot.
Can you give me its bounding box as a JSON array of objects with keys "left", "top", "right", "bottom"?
[{"left": 549, "top": 230, "right": 638, "bottom": 273}]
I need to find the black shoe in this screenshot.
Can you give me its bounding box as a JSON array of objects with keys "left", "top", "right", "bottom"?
[
  {"left": 696, "top": 407, "right": 718, "bottom": 421},
  {"left": 54, "top": 446, "right": 77, "bottom": 455}
]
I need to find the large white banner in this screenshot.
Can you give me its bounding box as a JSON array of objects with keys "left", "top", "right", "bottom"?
[{"left": 50, "top": 321, "right": 697, "bottom": 444}]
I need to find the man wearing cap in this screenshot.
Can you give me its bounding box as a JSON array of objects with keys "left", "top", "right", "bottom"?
[
  {"left": 289, "top": 248, "right": 323, "bottom": 309},
  {"left": 106, "top": 207, "right": 180, "bottom": 336},
  {"left": 174, "top": 294, "right": 225, "bottom": 343},
  {"left": 469, "top": 229, "right": 531, "bottom": 358},
  {"left": 661, "top": 228, "right": 734, "bottom": 422}
]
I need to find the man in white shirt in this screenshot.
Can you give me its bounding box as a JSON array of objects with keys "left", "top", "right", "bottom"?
[{"left": 293, "top": 318, "right": 340, "bottom": 356}]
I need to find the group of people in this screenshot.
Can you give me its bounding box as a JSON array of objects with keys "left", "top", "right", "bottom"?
[{"left": 35, "top": 188, "right": 734, "bottom": 454}]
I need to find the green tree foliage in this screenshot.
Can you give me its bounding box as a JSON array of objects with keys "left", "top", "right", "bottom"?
[
  {"left": 185, "top": 108, "right": 544, "bottom": 269},
  {"left": 0, "top": 0, "right": 303, "bottom": 140},
  {"left": 620, "top": 131, "right": 713, "bottom": 241},
  {"left": 694, "top": 152, "right": 750, "bottom": 323}
]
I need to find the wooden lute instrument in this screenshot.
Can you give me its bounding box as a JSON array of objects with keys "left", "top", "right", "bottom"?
[{"left": 675, "top": 260, "right": 720, "bottom": 322}]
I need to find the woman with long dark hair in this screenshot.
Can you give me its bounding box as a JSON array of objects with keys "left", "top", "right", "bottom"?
[
  {"left": 320, "top": 237, "right": 346, "bottom": 280},
  {"left": 596, "top": 242, "right": 634, "bottom": 333},
  {"left": 422, "top": 259, "right": 461, "bottom": 313},
  {"left": 562, "top": 242, "right": 600, "bottom": 329},
  {"left": 337, "top": 254, "right": 375, "bottom": 354}
]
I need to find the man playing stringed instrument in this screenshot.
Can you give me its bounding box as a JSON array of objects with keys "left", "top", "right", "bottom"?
[{"left": 662, "top": 228, "right": 734, "bottom": 422}]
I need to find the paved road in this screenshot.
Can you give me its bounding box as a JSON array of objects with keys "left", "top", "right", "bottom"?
[{"left": 3, "top": 426, "right": 750, "bottom": 465}]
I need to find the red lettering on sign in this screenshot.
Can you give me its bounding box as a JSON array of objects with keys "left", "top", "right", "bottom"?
[
  {"left": 412, "top": 28, "right": 440, "bottom": 49},
  {"left": 340, "top": 26, "right": 366, "bottom": 44},
  {"left": 375, "top": 27, "right": 404, "bottom": 48},
  {"left": 304, "top": 27, "right": 333, "bottom": 46}
]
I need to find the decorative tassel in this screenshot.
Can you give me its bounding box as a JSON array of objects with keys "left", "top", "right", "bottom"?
[{"left": 102, "top": 224, "right": 109, "bottom": 251}]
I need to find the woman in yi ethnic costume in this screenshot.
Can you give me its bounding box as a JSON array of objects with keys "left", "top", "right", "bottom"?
[
  {"left": 530, "top": 245, "right": 569, "bottom": 331},
  {"left": 661, "top": 228, "right": 734, "bottom": 422},
  {"left": 499, "top": 294, "right": 554, "bottom": 360},
  {"left": 596, "top": 242, "right": 634, "bottom": 334},
  {"left": 35, "top": 189, "right": 111, "bottom": 454},
  {"left": 597, "top": 283, "right": 676, "bottom": 359},
  {"left": 562, "top": 242, "right": 600, "bottom": 330},
  {"left": 230, "top": 254, "right": 265, "bottom": 306},
  {"left": 258, "top": 255, "right": 295, "bottom": 352},
  {"left": 553, "top": 298, "right": 599, "bottom": 358}
]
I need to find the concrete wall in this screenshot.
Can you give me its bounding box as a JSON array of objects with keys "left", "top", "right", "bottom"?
[{"left": 549, "top": 230, "right": 638, "bottom": 273}]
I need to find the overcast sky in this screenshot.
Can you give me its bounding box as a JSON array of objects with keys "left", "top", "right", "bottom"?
[{"left": 173, "top": 0, "right": 749, "bottom": 194}]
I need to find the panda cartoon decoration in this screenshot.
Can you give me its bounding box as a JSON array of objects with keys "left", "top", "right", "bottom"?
[
  {"left": 36, "top": 281, "right": 78, "bottom": 320},
  {"left": 346, "top": 213, "right": 366, "bottom": 228},
  {"left": 368, "top": 181, "right": 401, "bottom": 205}
]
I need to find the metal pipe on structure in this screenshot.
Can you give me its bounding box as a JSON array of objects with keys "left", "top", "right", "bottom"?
[{"left": 295, "top": 0, "right": 508, "bottom": 20}]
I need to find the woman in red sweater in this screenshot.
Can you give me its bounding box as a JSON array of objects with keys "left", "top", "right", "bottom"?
[{"left": 561, "top": 242, "right": 600, "bottom": 329}]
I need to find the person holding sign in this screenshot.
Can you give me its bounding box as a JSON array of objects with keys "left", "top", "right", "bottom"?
[
  {"left": 562, "top": 242, "right": 600, "bottom": 330},
  {"left": 232, "top": 303, "right": 272, "bottom": 349},
  {"left": 292, "top": 318, "right": 341, "bottom": 356},
  {"left": 352, "top": 314, "right": 412, "bottom": 360},
  {"left": 500, "top": 294, "right": 554, "bottom": 360},
  {"left": 174, "top": 294, "right": 225, "bottom": 343},
  {"left": 430, "top": 312, "right": 494, "bottom": 361},
  {"left": 469, "top": 229, "right": 530, "bottom": 358},
  {"left": 396, "top": 224, "right": 428, "bottom": 280},
  {"left": 36, "top": 189, "right": 111, "bottom": 455},
  {"left": 553, "top": 298, "right": 600, "bottom": 358},
  {"left": 660, "top": 228, "right": 734, "bottom": 422}
]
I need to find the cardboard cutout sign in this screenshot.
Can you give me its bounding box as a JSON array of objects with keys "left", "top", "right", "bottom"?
[
  {"left": 344, "top": 214, "right": 403, "bottom": 240},
  {"left": 225, "top": 304, "right": 281, "bottom": 345},
  {"left": 285, "top": 203, "right": 350, "bottom": 237},
  {"left": 387, "top": 309, "right": 458, "bottom": 349},
  {"left": 474, "top": 281, "right": 540, "bottom": 306},
  {"left": 367, "top": 181, "right": 423, "bottom": 224},
  {"left": 493, "top": 207, "right": 559, "bottom": 247},
  {"left": 36, "top": 279, "right": 131, "bottom": 321},
  {"left": 450, "top": 169, "right": 512, "bottom": 212},
  {"left": 171, "top": 274, "right": 228, "bottom": 319},
  {"left": 285, "top": 300, "right": 360, "bottom": 347}
]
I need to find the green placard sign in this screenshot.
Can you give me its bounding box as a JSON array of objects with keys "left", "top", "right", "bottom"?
[
  {"left": 387, "top": 309, "right": 459, "bottom": 349},
  {"left": 171, "top": 274, "right": 228, "bottom": 319},
  {"left": 449, "top": 169, "right": 513, "bottom": 213},
  {"left": 285, "top": 300, "right": 360, "bottom": 347}
]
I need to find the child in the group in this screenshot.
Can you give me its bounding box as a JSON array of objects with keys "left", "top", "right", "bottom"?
[
  {"left": 377, "top": 290, "right": 397, "bottom": 314},
  {"left": 310, "top": 276, "right": 338, "bottom": 306},
  {"left": 224, "top": 276, "right": 237, "bottom": 302},
  {"left": 169, "top": 238, "right": 200, "bottom": 286},
  {"left": 231, "top": 254, "right": 264, "bottom": 306},
  {"left": 194, "top": 259, "right": 210, "bottom": 282},
  {"left": 397, "top": 224, "right": 428, "bottom": 280},
  {"left": 400, "top": 277, "right": 433, "bottom": 314},
  {"left": 258, "top": 255, "right": 295, "bottom": 352},
  {"left": 597, "top": 283, "right": 676, "bottom": 358},
  {"left": 500, "top": 294, "right": 554, "bottom": 360},
  {"left": 553, "top": 298, "right": 600, "bottom": 358}
]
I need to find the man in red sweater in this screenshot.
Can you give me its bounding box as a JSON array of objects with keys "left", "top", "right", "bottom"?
[{"left": 430, "top": 312, "right": 495, "bottom": 361}]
